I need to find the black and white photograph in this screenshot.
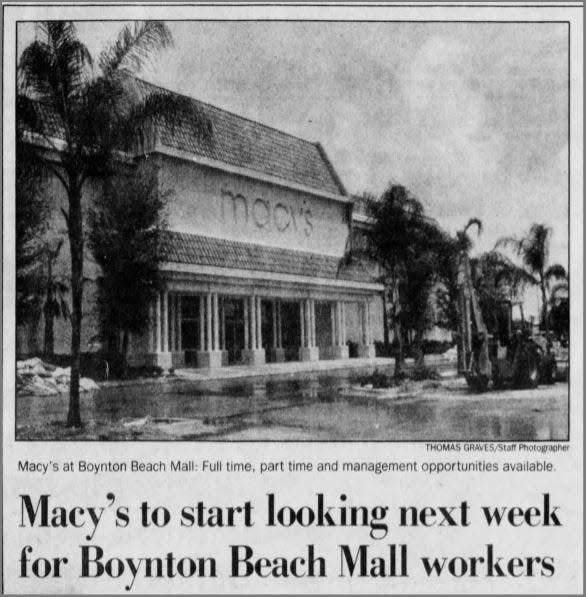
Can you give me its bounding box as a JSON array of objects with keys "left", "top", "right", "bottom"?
[
  {"left": 3, "top": 4, "right": 583, "bottom": 596},
  {"left": 14, "top": 16, "right": 570, "bottom": 442}
]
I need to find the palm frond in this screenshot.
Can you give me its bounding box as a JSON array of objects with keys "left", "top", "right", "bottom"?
[
  {"left": 116, "top": 86, "right": 213, "bottom": 153},
  {"left": 16, "top": 94, "right": 45, "bottom": 137},
  {"left": 463, "top": 217, "right": 482, "bottom": 236},
  {"left": 549, "top": 282, "right": 569, "bottom": 302},
  {"left": 39, "top": 22, "right": 92, "bottom": 97},
  {"left": 98, "top": 21, "right": 172, "bottom": 76},
  {"left": 18, "top": 40, "right": 55, "bottom": 100},
  {"left": 521, "top": 223, "right": 550, "bottom": 273},
  {"left": 494, "top": 235, "right": 522, "bottom": 253},
  {"left": 41, "top": 21, "right": 78, "bottom": 51},
  {"left": 545, "top": 263, "right": 567, "bottom": 281},
  {"left": 59, "top": 297, "right": 71, "bottom": 319},
  {"left": 479, "top": 250, "right": 538, "bottom": 289},
  {"left": 58, "top": 39, "right": 93, "bottom": 97},
  {"left": 19, "top": 21, "right": 92, "bottom": 142}
]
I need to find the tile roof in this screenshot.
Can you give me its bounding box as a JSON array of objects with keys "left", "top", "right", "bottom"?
[
  {"left": 137, "top": 80, "right": 346, "bottom": 197},
  {"left": 159, "top": 230, "right": 377, "bottom": 284},
  {"left": 25, "top": 81, "right": 347, "bottom": 198}
]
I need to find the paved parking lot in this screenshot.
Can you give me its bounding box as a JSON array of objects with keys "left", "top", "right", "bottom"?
[{"left": 16, "top": 364, "right": 569, "bottom": 441}]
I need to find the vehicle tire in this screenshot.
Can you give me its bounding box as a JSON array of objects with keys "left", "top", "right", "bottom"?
[
  {"left": 526, "top": 357, "right": 539, "bottom": 388},
  {"left": 492, "top": 361, "right": 504, "bottom": 390},
  {"left": 540, "top": 354, "right": 557, "bottom": 385},
  {"left": 515, "top": 350, "right": 539, "bottom": 389},
  {"left": 467, "top": 374, "right": 489, "bottom": 392}
]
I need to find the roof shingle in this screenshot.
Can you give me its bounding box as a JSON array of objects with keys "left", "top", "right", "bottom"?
[
  {"left": 160, "top": 231, "right": 376, "bottom": 284},
  {"left": 136, "top": 80, "right": 345, "bottom": 197},
  {"left": 26, "top": 80, "right": 347, "bottom": 198}
]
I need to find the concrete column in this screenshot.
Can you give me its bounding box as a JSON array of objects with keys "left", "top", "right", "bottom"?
[
  {"left": 307, "top": 300, "right": 311, "bottom": 347},
  {"left": 330, "top": 303, "right": 336, "bottom": 347},
  {"left": 155, "top": 292, "right": 161, "bottom": 352},
  {"left": 170, "top": 294, "right": 176, "bottom": 353},
  {"left": 242, "top": 294, "right": 265, "bottom": 366},
  {"left": 357, "top": 299, "right": 376, "bottom": 359},
  {"left": 300, "top": 301, "right": 305, "bottom": 348},
  {"left": 327, "top": 300, "right": 348, "bottom": 360},
  {"left": 206, "top": 292, "right": 212, "bottom": 351},
  {"left": 311, "top": 299, "right": 317, "bottom": 346},
  {"left": 244, "top": 297, "right": 250, "bottom": 349},
  {"left": 277, "top": 302, "right": 283, "bottom": 348},
  {"left": 256, "top": 296, "right": 262, "bottom": 350},
  {"left": 305, "top": 300, "right": 310, "bottom": 347},
  {"left": 300, "top": 298, "right": 319, "bottom": 361},
  {"left": 149, "top": 301, "right": 155, "bottom": 352},
  {"left": 161, "top": 290, "right": 169, "bottom": 352},
  {"left": 341, "top": 302, "right": 347, "bottom": 345},
  {"left": 212, "top": 293, "right": 219, "bottom": 351},
  {"left": 220, "top": 298, "right": 226, "bottom": 350},
  {"left": 367, "top": 301, "right": 372, "bottom": 345},
  {"left": 272, "top": 300, "right": 278, "bottom": 347},
  {"left": 305, "top": 299, "right": 311, "bottom": 347},
  {"left": 196, "top": 292, "right": 222, "bottom": 369},
  {"left": 309, "top": 299, "right": 315, "bottom": 346},
  {"left": 170, "top": 296, "right": 174, "bottom": 352},
  {"left": 250, "top": 295, "right": 257, "bottom": 351},
  {"left": 177, "top": 295, "right": 182, "bottom": 351},
  {"left": 172, "top": 294, "right": 185, "bottom": 368},
  {"left": 147, "top": 289, "right": 173, "bottom": 370},
  {"left": 310, "top": 300, "right": 314, "bottom": 347},
  {"left": 199, "top": 295, "right": 205, "bottom": 350}
]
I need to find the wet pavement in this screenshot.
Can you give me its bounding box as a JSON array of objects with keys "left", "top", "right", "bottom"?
[{"left": 16, "top": 367, "right": 569, "bottom": 441}]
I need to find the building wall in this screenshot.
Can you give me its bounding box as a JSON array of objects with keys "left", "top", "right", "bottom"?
[
  {"left": 158, "top": 155, "right": 350, "bottom": 257},
  {"left": 17, "top": 152, "right": 383, "bottom": 360},
  {"left": 344, "top": 298, "right": 384, "bottom": 344},
  {"left": 16, "top": 174, "right": 103, "bottom": 358}
]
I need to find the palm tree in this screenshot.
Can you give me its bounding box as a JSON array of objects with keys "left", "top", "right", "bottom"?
[
  {"left": 16, "top": 124, "right": 48, "bottom": 331},
  {"left": 342, "top": 185, "right": 434, "bottom": 374},
  {"left": 17, "top": 21, "right": 211, "bottom": 427},
  {"left": 455, "top": 218, "right": 482, "bottom": 253},
  {"left": 42, "top": 239, "right": 70, "bottom": 358},
  {"left": 496, "top": 223, "right": 567, "bottom": 352},
  {"left": 548, "top": 278, "right": 569, "bottom": 344}
]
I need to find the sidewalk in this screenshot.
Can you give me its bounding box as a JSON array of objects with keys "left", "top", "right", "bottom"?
[
  {"left": 99, "top": 353, "right": 458, "bottom": 389},
  {"left": 99, "top": 357, "right": 395, "bottom": 388},
  {"left": 175, "top": 357, "right": 395, "bottom": 382}
]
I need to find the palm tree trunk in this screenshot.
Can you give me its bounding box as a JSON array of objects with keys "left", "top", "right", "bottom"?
[
  {"left": 43, "top": 302, "right": 54, "bottom": 358},
  {"left": 382, "top": 289, "right": 390, "bottom": 349},
  {"left": 121, "top": 330, "right": 129, "bottom": 379},
  {"left": 66, "top": 185, "right": 83, "bottom": 428},
  {"left": 540, "top": 274, "right": 551, "bottom": 353},
  {"left": 413, "top": 326, "right": 425, "bottom": 371},
  {"left": 44, "top": 253, "right": 55, "bottom": 358},
  {"left": 390, "top": 271, "right": 405, "bottom": 377},
  {"left": 394, "top": 318, "right": 405, "bottom": 376}
]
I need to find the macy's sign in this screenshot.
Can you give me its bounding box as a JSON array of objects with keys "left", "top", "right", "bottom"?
[{"left": 220, "top": 187, "right": 313, "bottom": 237}]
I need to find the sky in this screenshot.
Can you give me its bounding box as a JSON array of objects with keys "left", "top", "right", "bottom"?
[{"left": 18, "top": 20, "right": 569, "bottom": 307}]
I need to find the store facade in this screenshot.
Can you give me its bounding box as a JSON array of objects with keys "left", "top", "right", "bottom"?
[{"left": 19, "top": 83, "right": 384, "bottom": 368}]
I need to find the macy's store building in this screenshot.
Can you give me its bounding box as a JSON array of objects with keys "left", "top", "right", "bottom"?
[
  {"left": 129, "top": 87, "right": 384, "bottom": 369},
  {"left": 20, "top": 85, "right": 384, "bottom": 369}
]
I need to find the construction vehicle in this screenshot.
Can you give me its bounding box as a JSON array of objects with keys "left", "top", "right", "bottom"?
[{"left": 455, "top": 249, "right": 556, "bottom": 392}]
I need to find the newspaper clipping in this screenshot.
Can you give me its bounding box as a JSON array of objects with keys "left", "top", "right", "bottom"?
[{"left": 2, "top": 2, "right": 583, "bottom": 594}]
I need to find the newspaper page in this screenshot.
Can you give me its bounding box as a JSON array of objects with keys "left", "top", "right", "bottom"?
[{"left": 2, "top": 1, "right": 583, "bottom": 594}]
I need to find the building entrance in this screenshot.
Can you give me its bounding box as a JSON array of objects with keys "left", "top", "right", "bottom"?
[
  {"left": 280, "top": 301, "right": 302, "bottom": 361},
  {"left": 223, "top": 297, "right": 245, "bottom": 364},
  {"left": 180, "top": 295, "right": 201, "bottom": 365},
  {"left": 315, "top": 301, "right": 334, "bottom": 348}
]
